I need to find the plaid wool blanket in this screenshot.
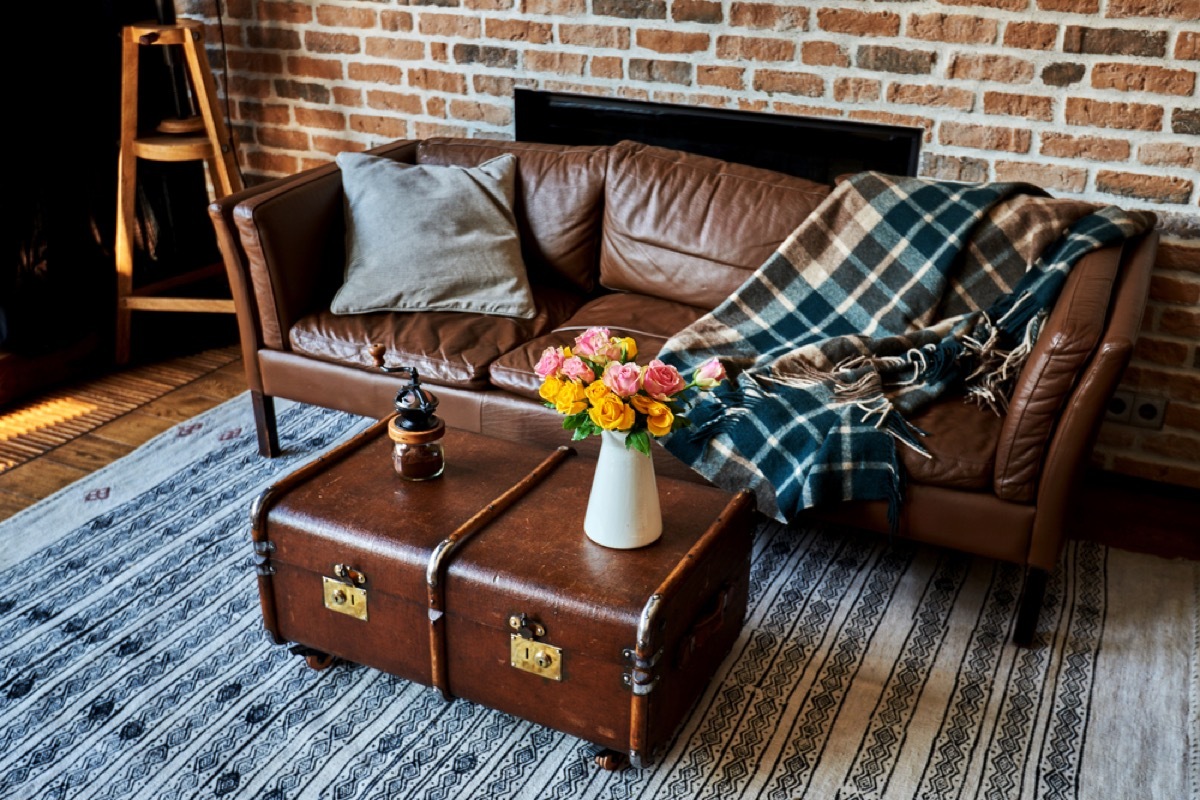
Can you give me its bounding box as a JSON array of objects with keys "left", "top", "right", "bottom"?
[{"left": 656, "top": 172, "right": 1154, "bottom": 529}]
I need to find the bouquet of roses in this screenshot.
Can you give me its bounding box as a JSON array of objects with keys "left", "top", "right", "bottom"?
[{"left": 535, "top": 326, "right": 727, "bottom": 457}]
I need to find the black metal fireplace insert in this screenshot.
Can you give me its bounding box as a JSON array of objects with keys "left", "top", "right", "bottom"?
[{"left": 514, "top": 89, "right": 922, "bottom": 185}]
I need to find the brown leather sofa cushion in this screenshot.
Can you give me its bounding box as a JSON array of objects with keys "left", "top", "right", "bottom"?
[
  {"left": 900, "top": 396, "right": 1003, "bottom": 490},
  {"left": 489, "top": 292, "right": 709, "bottom": 400},
  {"left": 417, "top": 138, "right": 608, "bottom": 294},
  {"left": 289, "top": 286, "right": 584, "bottom": 390},
  {"left": 992, "top": 245, "right": 1123, "bottom": 502},
  {"left": 600, "top": 140, "right": 832, "bottom": 310}
]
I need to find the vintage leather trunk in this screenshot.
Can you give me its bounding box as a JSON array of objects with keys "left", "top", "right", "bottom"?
[{"left": 251, "top": 419, "right": 756, "bottom": 767}]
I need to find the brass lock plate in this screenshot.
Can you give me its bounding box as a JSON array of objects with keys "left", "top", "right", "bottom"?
[
  {"left": 322, "top": 577, "right": 367, "bottom": 621},
  {"left": 510, "top": 634, "right": 563, "bottom": 681}
]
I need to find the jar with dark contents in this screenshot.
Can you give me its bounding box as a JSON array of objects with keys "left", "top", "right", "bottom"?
[{"left": 388, "top": 416, "right": 445, "bottom": 481}]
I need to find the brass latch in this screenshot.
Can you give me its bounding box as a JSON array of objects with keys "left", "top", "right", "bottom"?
[
  {"left": 323, "top": 564, "right": 367, "bottom": 621},
  {"left": 508, "top": 613, "right": 562, "bottom": 681}
]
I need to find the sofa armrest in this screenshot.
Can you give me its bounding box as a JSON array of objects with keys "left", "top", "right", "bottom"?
[{"left": 226, "top": 140, "right": 418, "bottom": 352}]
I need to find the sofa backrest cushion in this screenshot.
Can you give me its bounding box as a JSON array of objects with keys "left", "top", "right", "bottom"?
[
  {"left": 418, "top": 138, "right": 608, "bottom": 294},
  {"left": 600, "top": 140, "right": 832, "bottom": 310}
]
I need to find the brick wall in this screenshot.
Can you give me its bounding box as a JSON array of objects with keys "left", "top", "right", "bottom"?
[{"left": 181, "top": 0, "right": 1200, "bottom": 488}]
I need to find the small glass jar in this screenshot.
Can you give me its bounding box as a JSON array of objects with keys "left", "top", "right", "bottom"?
[{"left": 388, "top": 416, "right": 446, "bottom": 481}]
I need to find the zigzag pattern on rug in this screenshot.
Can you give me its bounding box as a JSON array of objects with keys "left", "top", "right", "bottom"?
[{"left": 0, "top": 394, "right": 1195, "bottom": 800}]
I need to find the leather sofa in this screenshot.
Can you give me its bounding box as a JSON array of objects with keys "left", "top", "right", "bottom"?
[{"left": 209, "top": 137, "right": 1159, "bottom": 646}]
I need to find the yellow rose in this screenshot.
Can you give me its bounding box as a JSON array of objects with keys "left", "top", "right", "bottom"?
[
  {"left": 539, "top": 376, "right": 564, "bottom": 404},
  {"left": 588, "top": 394, "right": 635, "bottom": 431},
  {"left": 584, "top": 379, "right": 610, "bottom": 406},
  {"left": 554, "top": 381, "right": 588, "bottom": 416},
  {"left": 631, "top": 394, "right": 674, "bottom": 437},
  {"left": 617, "top": 337, "right": 637, "bottom": 360}
]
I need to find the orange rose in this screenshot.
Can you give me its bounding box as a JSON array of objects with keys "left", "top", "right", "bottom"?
[
  {"left": 631, "top": 394, "right": 674, "bottom": 437},
  {"left": 588, "top": 394, "right": 635, "bottom": 431}
]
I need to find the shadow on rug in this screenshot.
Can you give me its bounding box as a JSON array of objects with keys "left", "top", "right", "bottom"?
[{"left": 1, "top": 393, "right": 1196, "bottom": 800}]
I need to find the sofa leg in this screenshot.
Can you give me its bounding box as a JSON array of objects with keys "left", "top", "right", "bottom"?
[
  {"left": 251, "top": 391, "right": 281, "bottom": 457},
  {"left": 1013, "top": 567, "right": 1048, "bottom": 647}
]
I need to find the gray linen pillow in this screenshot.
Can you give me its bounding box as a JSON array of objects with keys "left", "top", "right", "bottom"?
[{"left": 331, "top": 151, "right": 537, "bottom": 319}]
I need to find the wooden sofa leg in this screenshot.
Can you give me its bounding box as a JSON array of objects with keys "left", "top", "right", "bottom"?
[
  {"left": 1013, "top": 567, "right": 1048, "bottom": 647},
  {"left": 251, "top": 391, "right": 281, "bottom": 457}
]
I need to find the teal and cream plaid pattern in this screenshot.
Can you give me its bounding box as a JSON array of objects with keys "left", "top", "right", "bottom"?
[{"left": 657, "top": 172, "right": 1154, "bottom": 529}]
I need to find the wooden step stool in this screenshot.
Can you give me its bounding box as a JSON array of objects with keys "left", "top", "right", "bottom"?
[{"left": 114, "top": 19, "right": 244, "bottom": 365}]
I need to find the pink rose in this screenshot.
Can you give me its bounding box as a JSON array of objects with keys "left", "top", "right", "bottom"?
[
  {"left": 693, "top": 358, "right": 727, "bottom": 389},
  {"left": 642, "top": 359, "right": 687, "bottom": 400},
  {"left": 573, "top": 327, "right": 612, "bottom": 359},
  {"left": 602, "top": 361, "right": 642, "bottom": 398},
  {"left": 560, "top": 356, "right": 595, "bottom": 384},
  {"left": 534, "top": 346, "right": 565, "bottom": 379}
]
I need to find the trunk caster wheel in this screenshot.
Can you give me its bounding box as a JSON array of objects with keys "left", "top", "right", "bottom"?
[
  {"left": 593, "top": 748, "right": 626, "bottom": 771},
  {"left": 304, "top": 652, "right": 337, "bottom": 671}
]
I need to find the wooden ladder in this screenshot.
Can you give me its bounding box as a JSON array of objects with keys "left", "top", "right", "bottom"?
[{"left": 114, "top": 19, "right": 243, "bottom": 365}]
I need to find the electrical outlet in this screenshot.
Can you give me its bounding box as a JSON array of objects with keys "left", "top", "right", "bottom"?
[
  {"left": 1106, "top": 390, "right": 1134, "bottom": 423},
  {"left": 1129, "top": 394, "right": 1167, "bottom": 430}
]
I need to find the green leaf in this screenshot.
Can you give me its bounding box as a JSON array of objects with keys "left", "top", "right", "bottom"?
[
  {"left": 562, "top": 411, "right": 588, "bottom": 430},
  {"left": 627, "top": 430, "right": 652, "bottom": 457},
  {"left": 571, "top": 426, "right": 592, "bottom": 441}
]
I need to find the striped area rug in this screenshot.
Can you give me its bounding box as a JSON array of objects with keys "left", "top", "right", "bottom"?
[{"left": 1, "top": 394, "right": 1196, "bottom": 800}]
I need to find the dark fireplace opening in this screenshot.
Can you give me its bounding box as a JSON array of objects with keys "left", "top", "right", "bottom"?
[{"left": 514, "top": 89, "right": 922, "bottom": 186}]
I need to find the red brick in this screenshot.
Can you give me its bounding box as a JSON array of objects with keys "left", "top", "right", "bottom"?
[
  {"left": 888, "top": 83, "right": 975, "bottom": 110},
  {"left": 305, "top": 31, "right": 360, "bottom": 54},
  {"left": 431, "top": 42, "right": 449, "bottom": 62},
  {"left": 1037, "top": 0, "right": 1098, "bottom": 11},
  {"left": 1065, "top": 98, "right": 1164, "bottom": 131},
  {"left": 715, "top": 35, "right": 795, "bottom": 61},
  {"left": 1159, "top": 307, "right": 1200, "bottom": 337},
  {"left": 910, "top": 13, "right": 998, "bottom": 44},
  {"left": 366, "top": 90, "right": 423, "bottom": 115},
  {"left": 729, "top": 3, "right": 808, "bottom": 30},
  {"left": 348, "top": 63, "right": 404, "bottom": 84},
  {"left": 1122, "top": 365, "right": 1200, "bottom": 402},
  {"left": 616, "top": 86, "right": 651, "bottom": 101},
  {"left": 817, "top": 8, "right": 900, "bottom": 36},
  {"left": 638, "top": 29, "right": 711, "bottom": 53},
  {"left": 1139, "top": 143, "right": 1200, "bottom": 170},
  {"left": 350, "top": 115, "right": 408, "bottom": 138},
  {"left": 1134, "top": 336, "right": 1192, "bottom": 366},
  {"left": 697, "top": 65, "right": 745, "bottom": 89},
  {"left": 983, "top": 91, "right": 1053, "bottom": 120},
  {"left": 1042, "top": 62, "right": 1085, "bottom": 86},
  {"left": 274, "top": 79, "right": 331, "bottom": 104},
  {"left": 257, "top": 127, "right": 309, "bottom": 150},
  {"left": 311, "top": 137, "right": 360, "bottom": 157},
  {"left": 1063, "top": 26, "right": 1168, "bottom": 57},
  {"left": 754, "top": 70, "right": 824, "bottom": 96},
  {"left": 940, "top": 122, "right": 1031, "bottom": 153},
  {"left": 246, "top": 151, "right": 299, "bottom": 175},
  {"left": 453, "top": 44, "right": 517, "bottom": 68},
  {"left": 1097, "top": 170, "right": 1193, "bottom": 204},
  {"left": 949, "top": 53, "right": 1034, "bottom": 83},
  {"left": 1003, "top": 21, "right": 1058, "bottom": 50},
  {"left": 834, "top": 77, "right": 880, "bottom": 103},
  {"left": 858, "top": 45, "right": 936, "bottom": 74},
  {"left": 286, "top": 56, "right": 342, "bottom": 80},
  {"left": 1150, "top": 273, "right": 1200, "bottom": 305},
  {"left": 1092, "top": 63, "right": 1196, "bottom": 96},
  {"left": 628, "top": 58, "right": 692, "bottom": 84},
  {"left": 672, "top": 0, "right": 723, "bottom": 23},
  {"left": 486, "top": 18, "right": 552, "bottom": 42},
  {"left": 595, "top": 0, "right": 667, "bottom": 19},
  {"left": 1139, "top": 431, "right": 1200, "bottom": 462},
  {"left": 1157, "top": 241, "right": 1200, "bottom": 273},
  {"left": 522, "top": 0, "right": 585, "bottom": 13},
  {"left": 365, "top": 37, "right": 424, "bottom": 60},
  {"left": 1040, "top": 132, "right": 1131, "bottom": 161},
  {"left": 1094, "top": 423, "right": 1137, "bottom": 448},
  {"left": 801, "top": 41, "right": 849, "bottom": 67},
  {"left": 408, "top": 68, "right": 467, "bottom": 93},
  {"left": 229, "top": 76, "right": 272, "bottom": 98},
  {"left": 591, "top": 56, "right": 624, "bottom": 79},
  {"left": 1174, "top": 109, "right": 1200, "bottom": 135},
  {"left": 246, "top": 26, "right": 301, "bottom": 50},
  {"left": 652, "top": 90, "right": 729, "bottom": 108},
  {"left": 427, "top": 96, "right": 447, "bottom": 117},
  {"left": 527, "top": 51, "right": 588, "bottom": 75},
  {"left": 774, "top": 101, "right": 840, "bottom": 118},
  {"left": 238, "top": 101, "right": 291, "bottom": 125},
  {"left": 316, "top": 5, "right": 377, "bottom": 28},
  {"left": 467, "top": 0, "right": 514, "bottom": 8},
  {"left": 559, "top": 24, "right": 630, "bottom": 49},
  {"left": 449, "top": 99, "right": 512, "bottom": 126},
  {"left": 1177, "top": 31, "right": 1200, "bottom": 60},
  {"left": 333, "top": 87, "right": 362, "bottom": 107},
  {"left": 381, "top": 10, "right": 413, "bottom": 32},
  {"left": 420, "top": 13, "right": 481, "bottom": 37},
  {"left": 993, "top": 161, "right": 1087, "bottom": 192},
  {"left": 848, "top": 111, "right": 934, "bottom": 140},
  {"left": 1109, "top": 456, "right": 1200, "bottom": 490},
  {"left": 938, "top": 0, "right": 1027, "bottom": 9},
  {"left": 414, "top": 121, "right": 471, "bottom": 138},
  {"left": 921, "top": 153, "right": 989, "bottom": 182},
  {"left": 737, "top": 98, "right": 769, "bottom": 111},
  {"left": 410, "top": 0, "right": 461, "bottom": 7},
  {"left": 228, "top": 51, "right": 284, "bottom": 73},
  {"left": 1107, "top": 0, "right": 1200, "bottom": 20},
  {"left": 1164, "top": 402, "right": 1200, "bottom": 432},
  {"left": 472, "top": 74, "right": 520, "bottom": 95},
  {"left": 258, "top": 1, "right": 312, "bottom": 23},
  {"left": 294, "top": 107, "right": 346, "bottom": 131}
]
